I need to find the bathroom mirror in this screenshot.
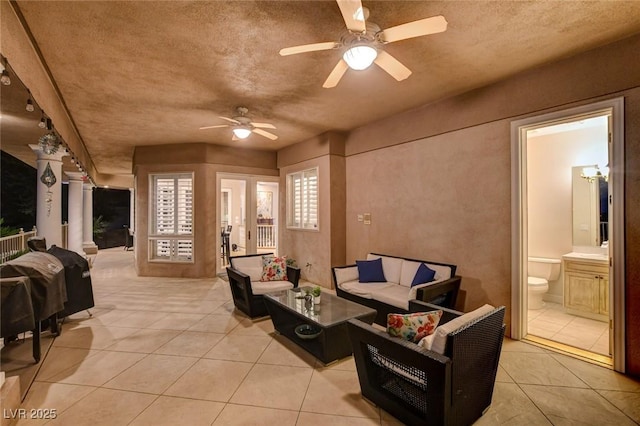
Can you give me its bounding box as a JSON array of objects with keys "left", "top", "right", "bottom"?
[{"left": 572, "top": 165, "right": 608, "bottom": 246}]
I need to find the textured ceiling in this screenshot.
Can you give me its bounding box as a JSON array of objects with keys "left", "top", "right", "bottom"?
[{"left": 3, "top": 1, "right": 640, "bottom": 178}]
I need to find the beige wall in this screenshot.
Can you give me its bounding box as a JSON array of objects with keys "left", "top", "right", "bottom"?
[
  {"left": 346, "top": 121, "right": 511, "bottom": 313},
  {"left": 278, "top": 132, "right": 346, "bottom": 288}
]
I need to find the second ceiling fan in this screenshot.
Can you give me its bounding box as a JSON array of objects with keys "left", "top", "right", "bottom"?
[
  {"left": 280, "top": 0, "right": 448, "bottom": 88},
  {"left": 199, "top": 107, "right": 277, "bottom": 141}
]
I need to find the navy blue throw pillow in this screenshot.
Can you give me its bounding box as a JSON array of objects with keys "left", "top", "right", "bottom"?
[
  {"left": 411, "top": 263, "right": 436, "bottom": 287},
  {"left": 356, "top": 258, "right": 386, "bottom": 283}
]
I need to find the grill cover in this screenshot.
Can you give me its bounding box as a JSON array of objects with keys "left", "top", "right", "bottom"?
[
  {"left": 0, "top": 252, "right": 67, "bottom": 320},
  {"left": 47, "top": 246, "right": 95, "bottom": 316},
  {"left": 1, "top": 276, "right": 36, "bottom": 337}
]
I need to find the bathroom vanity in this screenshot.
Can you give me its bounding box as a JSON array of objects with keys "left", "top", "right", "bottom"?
[{"left": 562, "top": 253, "right": 609, "bottom": 322}]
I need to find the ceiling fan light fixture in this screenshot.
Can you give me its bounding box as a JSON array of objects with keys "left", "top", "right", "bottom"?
[
  {"left": 26, "top": 98, "right": 35, "bottom": 112},
  {"left": 232, "top": 126, "right": 252, "bottom": 139},
  {"left": 343, "top": 44, "right": 377, "bottom": 70}
]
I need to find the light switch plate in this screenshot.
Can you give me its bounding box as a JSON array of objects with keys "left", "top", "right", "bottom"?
[{"left": 357, "top": 214, "right": 363, "bottom": 222}]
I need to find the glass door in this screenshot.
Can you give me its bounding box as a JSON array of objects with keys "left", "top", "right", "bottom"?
[{"left": 218, "top": 174, "right": 279, "bottom": 273}]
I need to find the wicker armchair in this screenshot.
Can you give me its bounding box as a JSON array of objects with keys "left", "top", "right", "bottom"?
[
  {"left": 226, "top": 253, "right": 300, "bottom": 318},
  {"left": 347, "top": 301, "right": 505, "bottom": 426}
]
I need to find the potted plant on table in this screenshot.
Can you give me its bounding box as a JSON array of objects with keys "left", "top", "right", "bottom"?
[{"left": 312, "top": 286, "right": 322, "bottom": 304}]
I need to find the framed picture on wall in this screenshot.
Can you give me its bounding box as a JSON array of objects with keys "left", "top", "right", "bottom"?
[{"left": 257, "top": 190, "right": 273, "bottom": 220}]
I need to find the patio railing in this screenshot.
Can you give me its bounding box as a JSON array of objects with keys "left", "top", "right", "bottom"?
[
  {"left": 0, "top": 223, "right": 68, "bottom": 263},
  {"left": 256, "top": 224, "right": 276, "bottom": 249}
]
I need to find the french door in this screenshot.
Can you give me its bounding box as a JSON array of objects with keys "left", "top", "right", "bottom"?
[{"left": 217, "top": 173, "right": 279, "bottom": 272}]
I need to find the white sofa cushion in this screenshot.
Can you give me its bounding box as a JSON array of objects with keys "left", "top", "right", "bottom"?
[
  {"left": 430, "top": 304, "right": 496, "bottom": 355},
  {"left": 400, "top": 260, "right": 453, "bottom": 287},
  {"left": 230, "top": 256, "right": 264, "bottom": 282},
  {"left": 427, "top": 263, "right": 452, "bottom": 281},
  {"left": 399, "top": 260, "right": 422, "bottom": 287},
  {"left": 250, "top": 280, "right": 294, "bottom": 295},
  {"left": 367, "top": 254, "right": 403, "bottom": 283},
  {"left": 338, "top": 280, "right": 395, "bottom": 299},
  {"left": 334, "top": 266, "right": 359, "bottom": 286},
  {"left": 369, "top": 284, "right": 411, "bottom": 310}
]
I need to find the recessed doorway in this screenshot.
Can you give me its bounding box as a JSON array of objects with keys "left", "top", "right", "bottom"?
[{"left": 511, "top": 98, "right": 625, "bottom": 372}]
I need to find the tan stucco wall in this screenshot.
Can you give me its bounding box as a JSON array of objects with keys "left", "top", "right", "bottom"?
[
  {"left": 278, "top": 132, "right": 347, "bottom": 289},
  {"left": 346, "top": 120, "right": 511, "bottom": 313}
]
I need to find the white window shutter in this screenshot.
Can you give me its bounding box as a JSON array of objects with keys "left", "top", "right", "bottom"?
[{"left": 150, "top": 174, "right": 194, "bottom": 261}]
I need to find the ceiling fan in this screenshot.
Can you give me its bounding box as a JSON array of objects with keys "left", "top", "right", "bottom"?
[
  {"left": 199, "top": 107, "right": 277, "bottom": 140},
  {"left": 279, "top": 0, "right": 448, "bottom": 88}
]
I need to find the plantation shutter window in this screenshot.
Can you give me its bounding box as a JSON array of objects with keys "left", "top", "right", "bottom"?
[
  {"left": 287, "top": 167, "right": 319, "bottom": 230},
  {"left": 149, "top": 173, "right": 194, "bottom": 262}
]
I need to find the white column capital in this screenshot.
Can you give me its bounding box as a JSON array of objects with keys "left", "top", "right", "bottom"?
[
  {"left": 29, "top": 144, "right": 69, "bottom": 162},
  {"left": 65, "top": 171, "right": 86, "bottom": 181}
]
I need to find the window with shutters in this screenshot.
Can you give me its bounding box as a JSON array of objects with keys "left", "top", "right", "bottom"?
[
  {"left": 286, "top": 167, "right": 318, "bottom": 230},
  {"left": 149, "top": 173, "right": 194, "bottom": 262}
]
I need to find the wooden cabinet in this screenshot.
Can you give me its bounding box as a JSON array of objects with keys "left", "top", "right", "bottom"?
[{"left": 563, "top": 258, "right": 609, "bottom": 322}]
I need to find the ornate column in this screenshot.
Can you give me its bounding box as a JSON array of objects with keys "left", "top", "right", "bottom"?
[
  {"left": 30, "top": 144, "right": 68, "bottom": 248},
  {"left": 83, "top": 183, "right": 98, "bottom": 254},
  {"left": 65, "top": 172, "right": 85, "bottom": 256}
]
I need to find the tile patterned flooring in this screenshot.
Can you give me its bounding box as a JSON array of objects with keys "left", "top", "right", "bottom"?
[
  {"left": 5, "top": 248, "right": 640, "bottom": 425},
  {"left": 528, "top": 302, "right": 610, "bottom": 356}
]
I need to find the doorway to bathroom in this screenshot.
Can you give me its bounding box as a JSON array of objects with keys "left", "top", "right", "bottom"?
[{"left": 510, "top": 98, "right": 626, "bottom": 372}]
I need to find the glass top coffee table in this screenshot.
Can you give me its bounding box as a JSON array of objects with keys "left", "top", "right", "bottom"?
[{"left": 264, "top": 287, "right": 377, "bottom": 364}]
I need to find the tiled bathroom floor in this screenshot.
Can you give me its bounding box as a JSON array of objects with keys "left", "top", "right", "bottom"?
[
  {"left": 4, "top": 248, "right": 639, "bottom": 425},
  {"left": 528, "top": 302, "right": 610, "bottom": 356}
]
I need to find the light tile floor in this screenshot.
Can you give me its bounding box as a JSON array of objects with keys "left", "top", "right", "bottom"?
[
  {"left": 528, "top": 302, "right": 610, "bottom": 356},
  {"left": 6, "top": 248, "right": 640, "bottom": 425}
]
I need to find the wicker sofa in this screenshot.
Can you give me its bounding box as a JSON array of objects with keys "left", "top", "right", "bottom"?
[
  {"left": 347, "top": 300, "right": 506, "bottom": 426},
  {"left": 332, "top": 253, "right": 461, "bottom": 325},
  {"left": 226, "top": 253, "right": 301, "bottom": 318}
]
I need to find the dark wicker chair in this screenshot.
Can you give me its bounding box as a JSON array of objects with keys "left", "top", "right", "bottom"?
[
  {"left": 347, "top": 301, "right": 506, "bottom": 426},
  {"left": 226, "top": 253, "right": 300, "bottom": 318}
]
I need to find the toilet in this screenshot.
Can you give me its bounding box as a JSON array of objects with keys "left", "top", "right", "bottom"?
[{"left": 528, "top": 257, "right": 561, "bottom": 310}]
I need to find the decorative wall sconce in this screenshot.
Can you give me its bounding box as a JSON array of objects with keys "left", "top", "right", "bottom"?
[
  {"left": 38, "top": 132, "right": 60, "bottom": 155},
  {"left": 26, "top": 97, "right": 35, "bottom": 112}
]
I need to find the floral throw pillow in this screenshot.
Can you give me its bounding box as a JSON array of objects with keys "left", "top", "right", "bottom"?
[
  {"left": 387, "top": 310, "right": 443, "bottom": 343},
  {"left": 261, "top": 255, "right": 288, "bottom": 281}
]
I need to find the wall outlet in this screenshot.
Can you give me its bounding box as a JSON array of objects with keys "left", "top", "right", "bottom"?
[{"left": 364, "top": 213, "right": 371, "bottom": 225}]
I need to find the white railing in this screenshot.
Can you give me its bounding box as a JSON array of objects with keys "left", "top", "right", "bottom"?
[
  {"left": 0, "top": 223, "right": 69, "bottom": 263},
  {"left": 257, "top": 224, "right": 276, "bottom": 249},
  {"left": 0, "top": 227, "right": 37, "bottom": 263}
]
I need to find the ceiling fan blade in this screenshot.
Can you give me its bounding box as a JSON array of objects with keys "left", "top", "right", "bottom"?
[
  {"left": 250, "top": 122, "right": 276, "bottom": 129},
  {"left": 199, "top": 124, "right": 230, "bottom": 130},
  {"left": 336, "top": 0, "right": 366, "bottom": 33},
  {"left": 218, "top": 116, "right": 241, "bottom": 124},
  {"left": 253, "top": 128, "right": 278, "bottom": 140},
  {"left": 323, "top": 60, "right": 349, "bottom": 88},
  {"left": 379, "top": 15, "right": 448, "bottom": 43},
  {"left": 374, "top": 51, "right": 412, "bottom": 81},
  {"left": 279, "top": 42, "right": 340, "bottom": 56}
]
